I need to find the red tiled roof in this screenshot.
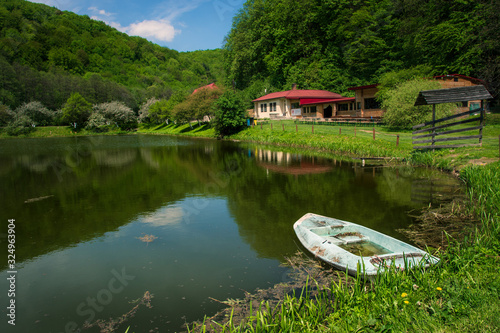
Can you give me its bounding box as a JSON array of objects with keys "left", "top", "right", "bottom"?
[
  {"left": 253, "top": 89, "right": 342, "bottom": 102},
  {"left": 432, "top": 74, "right": 486, "bottom": 85},
  {"left": 192, "top": 83, "right": 218, "bottom": 94},
  {"left": 300, "top": 97, "right": 355, "bottom": 105}
]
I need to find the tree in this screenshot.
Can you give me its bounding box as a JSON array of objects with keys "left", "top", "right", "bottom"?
[
  {"left": 93, "top": 101, "right": 137, "bottom": 129},
  {"left": 14, "top": 101, "right": 53, "bottom": 126},
  {"left": 5, "top": 115, "right": 35, "bottom": 136},
  {"left": 61, "top": 92, "right": 91, "bottom": 128},
  {"left": 0, "top": 102, "right": 14, "bottom": 125},
  {"left": 381, "top": 78, "right": 455, "bottom": 129},
  {"left": 138, "top": 97, "right": 159, "bottom": 124},
  {"left": 212, "top": 91, "right": 246, "bottom": 137}
]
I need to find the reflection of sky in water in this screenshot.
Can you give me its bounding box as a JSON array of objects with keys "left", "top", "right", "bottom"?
[{"left": 139, "top": 205, "right": 185, "bottom": 227}]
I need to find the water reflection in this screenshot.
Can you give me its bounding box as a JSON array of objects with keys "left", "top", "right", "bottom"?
[
  {"left": 0, "top": 136, "right": 463, "bottom": 333},
  {"left": 254, "top": 148, "right": 333, "bottom": 175}
]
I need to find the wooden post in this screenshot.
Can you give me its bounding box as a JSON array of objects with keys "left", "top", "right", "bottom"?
[
  {"left": 339, "top": 127, "right": 341, "bottom": 135},
  {"left": 432, "top": 104, "right": 436, "bottom": 149},
  {"left": 479, "top": 100, "right": 484, "bottom": 145},
  {"left": 373, "top": 127, "right": 375, "bottom": 140},
  {"left": 271, "top": 123, "right": 273, "bottom": 130},
  {"left": 396, "top": 135, "right": 400, "bottom": 147},
  {"left": 355, "top": 125, "right": 357, "bottom": 137},
  {"left": 312, "top": 124, "right": 314, "bottom": 134},
  {"left": 282, "top": 123, "right": 284, "bottom": 131}
]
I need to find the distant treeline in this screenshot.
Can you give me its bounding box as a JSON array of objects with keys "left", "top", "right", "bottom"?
[
  {"left": 225, "top": 0, "right": 500, "bottom": 101},
  {"left": 0, "top": 0, "right": 225, "bottom": 110}
]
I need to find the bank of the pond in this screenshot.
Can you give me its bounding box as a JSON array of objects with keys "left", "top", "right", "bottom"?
[
  {"left": 2, "top": 123, "right": 499, "bottom": 332},
  {"left": 188, "top": 162, "right": 500, "bottom": 333},
  {"left": 3, "top": 121, "right": 499, "bottom": 171}
]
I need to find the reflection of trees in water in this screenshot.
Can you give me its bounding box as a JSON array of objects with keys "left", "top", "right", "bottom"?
[
  {"left": 18, "top": 155, "right": 55, "bottom": 173},
  {"left": 93, "top": 149, "right": 138, "bottom": 167},
  {"left": 140, "top": 149, "right": 160, "bottom": 169}
]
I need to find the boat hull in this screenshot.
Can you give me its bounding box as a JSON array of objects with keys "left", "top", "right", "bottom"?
[{"left": 293, "top": 213, "right": 439, "bottom": 276}]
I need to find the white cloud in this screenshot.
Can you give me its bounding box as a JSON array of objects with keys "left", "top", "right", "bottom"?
[
  {"left": 124, "top": 19, "right": 179, "bottom": 42},
  {"left": 88, "top": 6, "right": 113, "bottom": 17}
]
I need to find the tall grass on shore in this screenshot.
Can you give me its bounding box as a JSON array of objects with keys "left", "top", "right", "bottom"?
[{"left": 191, "top": 162, "right": 500, "bottom": 333}]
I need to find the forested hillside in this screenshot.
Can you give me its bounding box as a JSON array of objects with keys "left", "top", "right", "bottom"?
[
  {"left": 0, "top": 0, "right": 224, "bottom": 111},
  {"left": 225, "top": 0, "right": 499, "bottom": 99}
]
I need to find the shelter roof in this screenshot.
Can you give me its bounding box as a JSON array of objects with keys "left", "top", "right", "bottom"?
[{"left": 414, "top": 85, "right": 493, "bottom": 106}]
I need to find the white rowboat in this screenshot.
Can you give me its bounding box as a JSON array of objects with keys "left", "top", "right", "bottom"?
[{"left": 293, "top": 213, "right": 440, "bottom": 276}]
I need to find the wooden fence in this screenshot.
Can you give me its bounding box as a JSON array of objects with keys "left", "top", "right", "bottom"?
[{"left": 412, "top": 107, "right": 484, "bottom": 150}]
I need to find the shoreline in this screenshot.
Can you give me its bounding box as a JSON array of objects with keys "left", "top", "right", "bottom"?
[{"left": 3, "top": 124, "right": 499, "bottom": 332}]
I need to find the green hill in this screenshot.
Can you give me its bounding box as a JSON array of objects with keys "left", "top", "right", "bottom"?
[
  {"left": 224, "top": 0, "right": 499, "bottom": 100},
  {"left": 0, "top": 0, "right": 225, "bottom": 110}
]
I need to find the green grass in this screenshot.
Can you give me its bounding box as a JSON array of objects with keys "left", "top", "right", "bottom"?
[
  {"left": 0, "top": 125, "right": 132, "bottom": 138},
  {"left": 137, "top": 122, "right": 216, "bottom": 137}
]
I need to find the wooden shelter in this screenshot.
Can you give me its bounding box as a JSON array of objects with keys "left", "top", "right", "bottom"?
[{"left": 412, "top": 85, "right": 493, "bottom": 150}]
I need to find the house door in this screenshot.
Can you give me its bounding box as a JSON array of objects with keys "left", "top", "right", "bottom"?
[{"left": 324, "top": 105, "right": 333, "bottom": 118}]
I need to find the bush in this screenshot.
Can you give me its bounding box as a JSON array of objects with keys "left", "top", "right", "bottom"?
[
  {"left": 5, "top": 115, "right": 36, "bottom": 136},
  {"left": 14, "top": 101, "right": 53, "bottom": 126},
  {"left": 93, "top": 101, "right": 137, "bottom": 130},
  {"left": 213, "top": 91, "right": 246, "bottom": 137},
  {"left": 85, "top": 112, "right": 108, "bottom": 132},
  {"left": 381, "top": 78, "right": 456, "bottom": 130}
]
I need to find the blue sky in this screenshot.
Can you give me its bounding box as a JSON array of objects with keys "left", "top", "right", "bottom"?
[{"left": 28, "top": 0, "right": 245, "bottom": 52}]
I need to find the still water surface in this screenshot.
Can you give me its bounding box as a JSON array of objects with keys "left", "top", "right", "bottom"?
[{"left": 0, "top": 135, "right": 462, "bottom": 332}]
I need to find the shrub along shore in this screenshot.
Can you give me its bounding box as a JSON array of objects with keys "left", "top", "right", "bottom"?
[{"left": 2, "top": 121, "right": 500, "bottom": 332}]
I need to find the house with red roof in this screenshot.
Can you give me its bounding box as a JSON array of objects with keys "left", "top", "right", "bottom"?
[
  {"left": 348, "top": 74, "right": 487, "bottom": 118},
  {"left": 252, "top": 84, "right": 355, "bottom": 119}
]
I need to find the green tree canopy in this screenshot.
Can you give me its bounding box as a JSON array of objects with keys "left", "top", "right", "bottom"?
[
  {"left": 213, "top": 91, "right": 246, "bottom": 137},
  {"left": 61, "top": 92, "right": 91, "bottom": 128},
  {"left": 381, "top": 78, "right": 456, "bottom": 129}
]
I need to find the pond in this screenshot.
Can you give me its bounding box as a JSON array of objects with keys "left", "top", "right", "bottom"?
[{"left": 0, "top": 135, "right": 463, "bottom": 333}]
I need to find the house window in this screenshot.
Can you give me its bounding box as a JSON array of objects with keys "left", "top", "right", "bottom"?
[
  {"left": 310, "top": 106, "right": 317, "bottom": 114},
  {"left": 338, "top": 103, "right": 349, "bottom": 111},
  {"left": 291, "top": 102, "right": 300, "bottom": 109},
  {"left": 364, "top": 98, "right": 380, "bottom": 110},
  {"left": 461, "top": 101, "right": 468, "bottom": 107},
  {"left": 271, "top": 102, "right": 277, "bottom": 112},
  {"left": 357, "top": 102, "right": 361, "bottom": 110},
  {"left": 261, "top": 103, "right": 267, "bottom": 112}
]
